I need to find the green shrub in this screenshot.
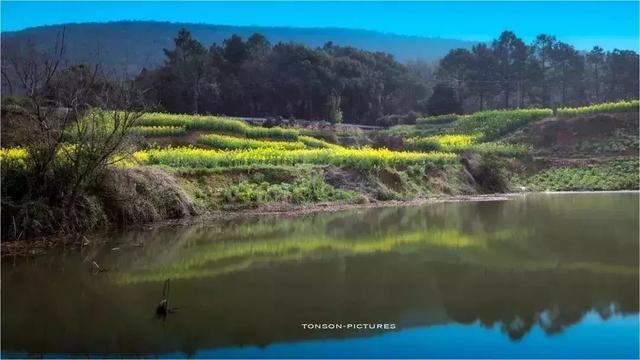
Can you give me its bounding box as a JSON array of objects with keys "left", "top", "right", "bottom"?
[
  {"left": 222, "top": 176, "right": 356, "bottom": 205},
  {"left": 515, "top": 161, "right": 639, "bottom": 191},
  {"left": 383, "top": 125, "right": 437, "bottom": 138},
  {"left": 245, "top": 126, "right": 299, "bottom": 141},
  {"left": 404, "top": 137, "right": 440, "bottom": 151}
]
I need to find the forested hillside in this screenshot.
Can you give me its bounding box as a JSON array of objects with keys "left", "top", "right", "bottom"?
[
  {"left": 132, "top": 30, "right": 638, "bottom": 124},
  {"left": 2, "top": 25, "right": 638, "bottom": 125},
  {"left": 0, "top": 21, "right": 475, "bottom": 70}
]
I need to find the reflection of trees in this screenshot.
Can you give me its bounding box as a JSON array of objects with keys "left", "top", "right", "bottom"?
[
  {"left": 3, "top": 253, "right": 637, "bottom": 356},
  {"left": 430, "top": 262, "right": 638, "bottom": 340}
]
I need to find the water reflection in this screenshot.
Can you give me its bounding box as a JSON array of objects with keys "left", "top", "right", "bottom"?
[{"left": 2, "top": 193, "right": 638, "bottom": 358}]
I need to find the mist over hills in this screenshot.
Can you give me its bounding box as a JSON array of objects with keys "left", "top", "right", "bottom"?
[{"left": 1, "top": 21, "right": 477, "bottom": 75}]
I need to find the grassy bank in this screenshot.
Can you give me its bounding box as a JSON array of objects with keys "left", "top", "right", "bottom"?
[{"left": 513, "top": 161, "right": 639, "bottom": 191}]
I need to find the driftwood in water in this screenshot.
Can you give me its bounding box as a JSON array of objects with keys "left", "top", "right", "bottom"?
[
  {"left": 156, "top": 278, "right": 170, "bottom": 318},
  {"left": 91, "top": 261, "right": 109, "bottom": 274}
]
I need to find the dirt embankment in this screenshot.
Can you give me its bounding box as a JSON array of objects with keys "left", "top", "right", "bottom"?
[
  {"left": 1, "top": 167, "right": 199, "bottom": 243},
  {"left": 508, "top": 112, "right": 639, "bottom": 159}
]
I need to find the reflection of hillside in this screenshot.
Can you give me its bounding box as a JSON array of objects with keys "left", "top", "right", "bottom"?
[
  {"left": 112, "top": 224, "right": 636, "bottom": 286},
  {"left": 102, "top": 193, "right": 640, "bottom": 281},
  {"left": 111, "top": 194, "right": 638, "bottom": 285},
  {"left": 1, "top": 193, "right": 638, "bottom": 356},
  {"left": 112, "top": 228, "right": 487, "bottom": 284}
]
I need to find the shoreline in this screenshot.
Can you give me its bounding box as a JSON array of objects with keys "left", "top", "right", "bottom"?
[
  {"left": 1, "top": 190, "right": 637, "bottom": 258},
  {"left": 102, "top": 189, "right": 640, "bottom": 231}
]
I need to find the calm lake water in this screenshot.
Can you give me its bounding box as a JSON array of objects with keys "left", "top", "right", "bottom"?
[{"left": 2, "top": 192, "right": 639, "bottom": 359}]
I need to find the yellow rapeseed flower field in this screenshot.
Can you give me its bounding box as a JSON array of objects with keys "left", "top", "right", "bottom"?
[
  {"left": 0, "top": 147, "right": 28, "bottom": 160},
  {"left": 134, "top": 146, "right": 456, "bottom": 171},
  {"left": 405, "top": 134, "right": 477, "bottom": 151}
]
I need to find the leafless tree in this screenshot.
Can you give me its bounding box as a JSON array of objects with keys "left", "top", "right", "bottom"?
[{"left": 2, "top": 28, "right": 147, "bottom": 231}]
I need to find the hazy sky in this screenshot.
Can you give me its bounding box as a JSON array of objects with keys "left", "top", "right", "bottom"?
[{"left": 2, "top": 1, "right": 639, "bottom": 50}]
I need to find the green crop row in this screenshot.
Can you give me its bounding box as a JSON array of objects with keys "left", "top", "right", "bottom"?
[
  {"left": 557, "top": 100, "right": 639, "bottom": 117},
  {"left": 298, "top": 135, "right": 343, "bottom": 149},
  {"left": 416, "top": 114, "right": 460, "bottom": 125},
  {"left": 137, "top": 113, "right": 300, "bottom": 140},
  {"left": 453, "top": 142, "right": 530, "bottom": 156},
  {"left": 131, "top": 125, "right": 187, "bottom": 137},
  {"left": 198, "top": 134, "right": 306, "bottom": 150},
  {"left": 405, "top": 135, "right": 527, "bottom": 156},
  {"left": 453, "top": 108, "right": 553, "bottom": 140}
]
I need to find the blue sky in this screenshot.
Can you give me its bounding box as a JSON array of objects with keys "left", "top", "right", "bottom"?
[{"left": 1, "top": 1, "right": 639, "bottom": 50}]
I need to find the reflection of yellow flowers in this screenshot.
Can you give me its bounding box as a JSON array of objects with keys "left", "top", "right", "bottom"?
[
  {"left": 134, "top": 146, "right": 456, "bottom": 171},
  {"left": 112, "top": 228, "right": 484, "bottom": 284},
  {"left": 112, "top": 223, "right": 637, "bottom": 285},
  {"left": 428, "top": 230, "right": 478, "bottom": 247}
]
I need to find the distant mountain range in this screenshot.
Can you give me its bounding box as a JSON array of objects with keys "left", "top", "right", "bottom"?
[{"left": 1, "top": 21, "right": 477, "bottom": 75}]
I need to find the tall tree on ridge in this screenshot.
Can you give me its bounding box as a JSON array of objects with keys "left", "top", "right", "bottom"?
[
  {"left": 468, "top": 43, "right": 499, "bottom": 110},
  {"left": 437, "top": 48, "right": 473, "bottom": 106},
  {"left": 605, "top": 49, "right": 639, "bottom": 101},
  {"left": 532, "top": 34, "right": 557, "bottom": 107},
  {"left": 586, "top": 46, "right": 605, "bottom": 103},
  {"left": 492, "top": 31, "right": 528, "bottom": 108},
  {"left": 426, "top": 83, "right": 462, "bottom": 115},
  {"left": 163, "top": 28, "right": 209, "bottom": 113},
  {"left": 550, "top": 41, "right": 584, "bottom": 106}
]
